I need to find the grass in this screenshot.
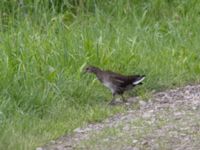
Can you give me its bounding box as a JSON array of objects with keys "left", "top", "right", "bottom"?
[{"left": 0, "top": 0, "right": 200, "bottom": 149}]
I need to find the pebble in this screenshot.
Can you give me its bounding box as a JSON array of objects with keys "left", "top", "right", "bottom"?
[
  {"left": 142, "top": 110, "right": 154, "bottom": 118},
  {"left": 142, "top": 140, "right": 148, "bottom": 145},
  {"left": 74, "top": 127, "right": 92, "bottom": 133},
  {"left": 132, "top": 139, "right": 138, "bottom": 144},
  {"left": 139, "top": 100, "right": 147, "bottom": 107}
]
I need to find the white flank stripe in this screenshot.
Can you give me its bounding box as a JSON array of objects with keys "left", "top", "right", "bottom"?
[{"left": 133, "top": 77, "right": 145, "bottom": 85}]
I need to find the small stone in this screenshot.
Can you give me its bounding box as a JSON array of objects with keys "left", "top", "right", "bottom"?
[
  {"left": 139, "top": 100, "right": 147, "bottom": 107},
  {"left": 174, "top": 112, "right": 182, "bottom": 116},
  {"left": 36, "top": 147, "right": 43, "bottom": 150},
  {"left": 132, "top": 147, "right": 140, "bottom": 150},
  {"left": 152, "top": 143, "right": 159, "bottom": 149},
  {"left": 185, "top": 90, "right": 190, "bottom": 94},
  {"left": 74, "top": 127, "right": 92, "bottom": 133},
  {"left": 74, "top": 127, "right": 84, "bottom": 133},
  {"left": 126, "top": 146, "right": 139, "bottom": 150},
  {"left": 132, "top": 139, "right": 138, "bottom": 144},
  {"left": 122, "top": 125, "right": 130, "bottom": 131},
  {"left": 64, "top": 144, "right": 73, "bottom": 148},
  {"left": 142, "top": 113, "right": 150, "bottom": 118},
  {"left": 56, "top": 145, "right": 65, "bottom": 150},
  {"left": 174, "top": 112, "right": 182, "bottom": 120},
  {"left": 50, "top": 140, "right": 56, "bottom": 144},
  {"left": 192, "top": 106, "right": 197, "bottom": 110},
  {"left": 142, "top": 140, "right": 148, "bottom": 145},
  {"left": 149, "top": 110, "right": 154, "bottom": 113},
  {"left": 115, "top": 98, "right": 121, "bottom": 102},
  {"left": 142, "top": 110, "right": 154, "bottom": 118},
  {"left": 57, "top": 141, "right": 63, "bottom": 144},
  {"left": 103, "top": 138, "right": 110, "bottom": 142}
]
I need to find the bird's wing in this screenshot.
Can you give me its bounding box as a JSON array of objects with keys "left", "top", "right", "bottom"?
[
  {"left": 109, "top": 75, "right": 130, "bottom": 87},
  {"left": 110, "top": 75, "right": 145, "bottom": 87},
  {"left": 104, "top": 70, "right": 145, "bottom": 87}
]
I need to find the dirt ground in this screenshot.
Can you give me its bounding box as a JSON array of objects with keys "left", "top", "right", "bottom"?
[{"left": 38, "top": 84, "right": 200, "bottom": 150}]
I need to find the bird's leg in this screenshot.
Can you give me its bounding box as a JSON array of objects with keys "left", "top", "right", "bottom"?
[
  {"left": 109, "top": 93, "right": 116, "bottom": 105},
  {"left": 121, "top": 94, "right": 127, "bottom": 102}
]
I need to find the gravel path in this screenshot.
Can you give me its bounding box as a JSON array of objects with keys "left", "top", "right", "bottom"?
[{"left": 38, "top": 84, "right": 200, "bottom": 150}]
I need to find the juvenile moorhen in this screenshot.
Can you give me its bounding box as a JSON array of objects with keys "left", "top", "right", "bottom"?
[{"left": 85, "top": 66, "right": 145, "bottom": 105}]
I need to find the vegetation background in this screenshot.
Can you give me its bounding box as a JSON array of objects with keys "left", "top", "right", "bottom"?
[{"left": 0, "top": 0, "right": 200, "bottom": 149}]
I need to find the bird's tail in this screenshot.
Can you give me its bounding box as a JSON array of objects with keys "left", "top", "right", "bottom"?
[{"left": 132, "top": 75, "right": 145, "bottom": 85}]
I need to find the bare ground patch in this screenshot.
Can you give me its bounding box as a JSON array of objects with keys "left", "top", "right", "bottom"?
[{"left": 38, "top": 84, "right": 200, "bottom": 150}]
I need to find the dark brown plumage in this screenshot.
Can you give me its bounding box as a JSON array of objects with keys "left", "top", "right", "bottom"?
[{"left": 85, "top": 66, "right": 145, "bottom": 104}]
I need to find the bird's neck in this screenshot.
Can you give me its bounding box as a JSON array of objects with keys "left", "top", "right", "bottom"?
[
  {"left": 92, "top": 67, "right": 102, "bottom": 74},
  {"left": 92, "top": 68, "right": 104, "bottom": 81}
]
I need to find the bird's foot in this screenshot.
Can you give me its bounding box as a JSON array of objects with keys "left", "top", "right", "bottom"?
[
  {"left": 121, "top": 97, "right": 128, "bottom": 103},
  {"left": 121, "top": 95, "right": 127, "bottom": 103},
  {"left": 122, "top": 99, "right": 128, "bottom": 103},
  {"left": 109, "top": 99, "right": 116, "bottom": 105}
]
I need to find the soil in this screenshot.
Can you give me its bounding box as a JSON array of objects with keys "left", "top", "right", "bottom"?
[{"left": 37, "top": 84, "right": 200, "bottom": 150}]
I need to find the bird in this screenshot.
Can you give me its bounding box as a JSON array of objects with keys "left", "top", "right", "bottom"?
[{"left": 84, "top": 66, "right": 145, "bottom": 105}]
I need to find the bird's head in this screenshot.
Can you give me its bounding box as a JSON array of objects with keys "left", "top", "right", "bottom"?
[{"left": 84, "top": 66, "right": 100, "bottom": 74}]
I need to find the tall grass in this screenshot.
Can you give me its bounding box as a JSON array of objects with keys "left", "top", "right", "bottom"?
[{"left": 0, "top": 0, "right": 200, "bottom": 149}]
